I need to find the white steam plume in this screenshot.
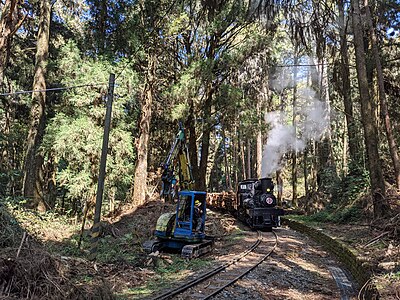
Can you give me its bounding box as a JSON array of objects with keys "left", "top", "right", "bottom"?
[{"left": 261, "top": 87, "right": 330, "bottom": 178}]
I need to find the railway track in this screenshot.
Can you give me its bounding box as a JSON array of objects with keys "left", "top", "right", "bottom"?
[{"left": 149, "top": 230, "right": 278, "bottom": 300}]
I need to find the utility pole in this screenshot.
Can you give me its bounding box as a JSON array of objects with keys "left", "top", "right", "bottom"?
[{"left": 89, "top": 73, "right": 115, "bottom": 261}]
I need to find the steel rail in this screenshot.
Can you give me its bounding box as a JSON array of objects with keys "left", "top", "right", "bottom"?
[
  {"left": 149, "top": 230, "right": 277, "bottom": 300},
  {"left": 149, "top": 231, "right": 262, "bottom": 300},
  {"left": 201, "top": 230, "right": 278, "bottom": 300}
]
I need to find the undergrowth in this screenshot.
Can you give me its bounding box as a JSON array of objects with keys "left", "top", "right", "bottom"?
[
  {"left": 331, "top": 165, "right": 370, "bottom": 206},
  {"left": 292, "top": 165, "right": 371, "bottom": 224},
  {"left": 119, "top": 255, "right": 214, "bottom": 299},
  {"left": 0, "top": 200, "right": 24, "bottom": 248},
  {"left": 308, "top": 205, "right": 364, "bottom": 224}
]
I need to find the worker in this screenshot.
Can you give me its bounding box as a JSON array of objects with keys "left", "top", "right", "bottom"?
[{"left": 193, "top": 200, "right": 203, "bottom": 232}]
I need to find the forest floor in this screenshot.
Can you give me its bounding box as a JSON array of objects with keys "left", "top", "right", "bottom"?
[
  {"left": 308, "top": 221, "right": 400, "bottom": 299},
  {"left": 0, "top": 197, "right": 399, "bottom": 299}
]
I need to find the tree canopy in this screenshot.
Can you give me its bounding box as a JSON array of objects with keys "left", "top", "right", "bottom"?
[{"left": 0, "top": 0, "right": 399, "bottom": 218}]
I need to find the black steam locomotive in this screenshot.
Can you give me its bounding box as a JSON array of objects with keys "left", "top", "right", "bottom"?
[{"left": 236, "top": 177, "right": 284, "bottom": 229}]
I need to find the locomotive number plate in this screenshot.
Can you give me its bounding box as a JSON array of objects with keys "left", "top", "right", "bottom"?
[{"left": 240, "top": 184, "right": 247, "bottom": 190}]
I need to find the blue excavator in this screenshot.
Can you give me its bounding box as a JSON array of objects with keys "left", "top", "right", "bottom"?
[{"left": 143, "top": 123, "right": 214, "bottom": 259}]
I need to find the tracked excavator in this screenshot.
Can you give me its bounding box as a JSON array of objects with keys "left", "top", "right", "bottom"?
[{"left": 143, "top": 123, "right": 214, "bottom": 259}]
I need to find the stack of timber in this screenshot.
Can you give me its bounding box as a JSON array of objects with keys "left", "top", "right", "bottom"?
[{"left": 206, "top": 191, "right": 236, "bottom": 212}]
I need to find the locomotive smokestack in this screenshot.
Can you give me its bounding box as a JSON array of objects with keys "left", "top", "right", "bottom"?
[{"left": 260, "top": 177, "right": 274, "bottom": 193}]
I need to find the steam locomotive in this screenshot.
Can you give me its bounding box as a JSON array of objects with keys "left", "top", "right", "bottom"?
[{"left": 236, "top": 177, "right": 284, "bottom": 229}]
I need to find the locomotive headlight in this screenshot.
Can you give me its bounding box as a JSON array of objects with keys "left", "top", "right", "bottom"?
[{"left": 266, "top": 197, "right": 274, "bottom": 205}]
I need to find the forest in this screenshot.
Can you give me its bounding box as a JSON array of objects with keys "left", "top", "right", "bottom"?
[{"left": 0, "top": 0, "right": 399, "bottom": 299}]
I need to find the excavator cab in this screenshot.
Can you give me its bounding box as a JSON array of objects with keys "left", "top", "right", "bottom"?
[
  {"left": 145, "top": 191, "right": 213, "bottom": 258},
  {"left": 174, "top": 191, "right": 206, "bottom": 238}
]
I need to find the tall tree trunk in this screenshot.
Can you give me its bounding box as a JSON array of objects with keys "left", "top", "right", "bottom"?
[
  {"left": 310, "top": 141, "right": 318, "bottom": 192},
  {"left": 99, "top": 0, "right": 107, "bottom": 52},
  {"left": 316, "top": 59, "right": 335, "bottom": 192},
  {"left": 276, "top": 169, "right": 283, "bottom": 205},
  {"left": 221, "top": 124, "right": 232, "bottom": 190},
  {"left": 342, "top": 131, "right": 348, "bottom": 176},
  {"left": 182, "top": 32, "right": 199, "bottom": 187},
  {"left": 338, "top": 0, "right": 358, "bottom": 165},
  {"left": 206, "top": 132, "right": 219, "bottom": 190},
  {"left": 292, "top": 55, "right": 298, "bottom": 206},
  {"left": 256, "top": 85, "right": 267, "bottom": 178},
  {"left": 351, "top": 0, "right": 389, "bottom": 217},
  {"left": 132, "top": 54, "right": 156, "bottom": 205},
  {"left": 23, "top": 0, "right": 51, "bottom": 211},
  {"left": 44, "top": 153, "right": 57, "bottom": 208},
  {"left": 365, "top": 0, "right": 400, "bottom": 190},
  {"left": 186, "top": 98, "right": 199, "bottom": 186},
  {"left": 1, "top": 99, "right": 11, "bottom": 194},
  {"left": 275, "top": 91, "right": 285, "bottom": 206},
  {"left": 307, "top": 68, "right": 320, "bottom": 193},
  {"left": 198, "top": 25, "right": 220, "bottom": 191},
  {"left": 198, "top": 85, "right": 213, "bottom": 191},
  {"left": 0, "top": 0, "right": 24, "bottom": 89},
  {"left": 233, "top": 123, "right": 238, "bottom": 188},
  {"left": 304, "top": 146, "right": 309, "bottom": 198},
  {"left": 0, "top": 1, "right": 24, "bottom": 185},
  {"left": 256, "top": 129, "right": 262, "bottom": 178},
  {"left": 247, "top": 138, "right": 251, "bottom": 179},
  {"left": 240, "top": 139, "right": 246, "bottom": 181}
]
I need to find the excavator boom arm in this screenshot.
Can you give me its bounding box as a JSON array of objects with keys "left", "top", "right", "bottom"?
[{"left": 161, "top": 122, "right": 194, "bottom": 200}]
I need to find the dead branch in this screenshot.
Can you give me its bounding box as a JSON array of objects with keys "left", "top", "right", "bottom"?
[{"left": 363, "top": 231, "right": 390, "bottom": 248}]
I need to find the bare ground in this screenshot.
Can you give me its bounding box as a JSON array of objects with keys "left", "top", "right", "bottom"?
[{"left": 1, "top": 199, "right": 399, "bottom": 299}]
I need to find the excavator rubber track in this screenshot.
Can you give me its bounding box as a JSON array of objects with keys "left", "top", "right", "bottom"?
[
  {"left": 181, "top": 239, "right": 214, "bottom": 259},
  {"left": 143, "top": 239, "right": 162, "bottom": 254}
]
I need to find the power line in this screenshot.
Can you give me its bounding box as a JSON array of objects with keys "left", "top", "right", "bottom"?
[
  {"left": 274, "top": 62, "right": 356, "bottom": 68},
  {"left": 275, "top": 63, "right": 326, "bottom": 67},
  {"left": 0, "top": 83, "right": 106, "bottom": 97},
  {"left": 273, "top": 56, "right": 400, "bottom": 68}
]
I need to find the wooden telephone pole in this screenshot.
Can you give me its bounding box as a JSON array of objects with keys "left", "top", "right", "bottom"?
[{"left": 89, "top": 73, "right": 115, "bottom": 261}]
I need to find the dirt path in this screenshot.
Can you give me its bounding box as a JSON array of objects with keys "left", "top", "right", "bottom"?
[
  {"left": 210, "top": 226, "right": 357, "bottom": 300},
  {"left": 143, "top": 212, "right": 359, "bottom": 299}
]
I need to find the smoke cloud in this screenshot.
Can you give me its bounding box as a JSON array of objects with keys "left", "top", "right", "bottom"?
[{"left": 261, "top": 86, "right": 330, "bottom": 177}]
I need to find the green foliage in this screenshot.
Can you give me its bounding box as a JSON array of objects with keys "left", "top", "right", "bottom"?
[
  {"left": 0, "top": 106, "right": 27, "bottom": 195},
  {"left": 166, "top": 12, "right": 190, "bottom": 36},
  {"left": 170, "top": 103, "right": 189, "bottom": 121},
  {"left": 331, "top": 164, "right": 370, "bottom": 206},
  {"left": 305, "top": 205, "right": 364, "bottom": 224},
  {"left": 165, "top": 61, "right": 203, "bottom": 122},
  {"left": 295, "top": 164, "right": 370, "bottom": 224},
  {"left": 41, "top": 41, "right": 137, "bottom": 210},
  {"left": 0, "top": 198, "right": 24, "bottom": 248},
  {"left": 45, "top": 115, "right": 101, "bottom": 200},
  {"left": 94, "top": 233, "right": 138, "bottom": 264},
  {"left": 0, "top": 197, "right": 81, "bottom": 246},
  {"left": 168, "top": 62, "right": 203, "bottom": 102},
  {"left": 318, "top": 164, "right": 341, "bottom": 195},
  {"left": 386, "top": 272, "right": 400, "bottom": 280},
  {"left": 43, "top": 113, "right": 134, "bottom": 206},
  {"left": 123, "top": 255, "right": 214, "bottom": 298}
]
